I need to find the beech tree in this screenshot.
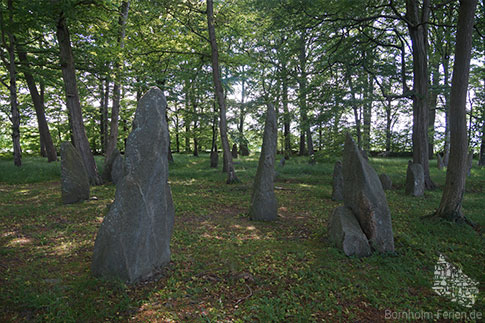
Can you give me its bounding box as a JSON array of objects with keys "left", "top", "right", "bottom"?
[{"left": 435, "top": 0, "right": 477, "bottom": 222}]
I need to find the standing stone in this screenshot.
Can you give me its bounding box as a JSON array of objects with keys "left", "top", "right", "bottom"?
[
  {"left": 111, "top": 151, "right": 124, "bottom": 186},
  {"left": 279, "top": 156, "right": 285, "bottom": 167},
  {"left": 210, "top": 146, "right": 218, "bottom": 168},
  {"left": 92, "top": 87, "right": 174, "bottom": 283},
  {"left": 231, "top": 143, "right": 238, "bottom": 159},
  {"left": 342, "top": 133, "right": 394, "bottom": 253},
  {"left": 467, "top": 151, "right": 473, "bottom": 176},
  {"left": 60, "top": 142, "right": 90, "bottom": 204},
  {"left": 102, "top": 148, "right": 120, "bottom": 183},
  {"left": 331, "top": 161, "right": 344, "bottom": 201},
  {"left": 437, "top": 153, "right": 444, "bottom": 170},
  {"left": 249, "top": 104, "right": 278, "bottom": 221},
  {"left": 405, "top": 161, "right": 424, "bottom": 197},
  {"left": 240, "top": 143, "right": 250, "bottom": 156},
  {"left": 328, "top": 206, "right": 371, "bottom": 257},
  {"left": 379, "top": 173, "right": 392, "bottom": 190}
]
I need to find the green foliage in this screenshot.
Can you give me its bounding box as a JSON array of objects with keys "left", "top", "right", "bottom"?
[{"left": 0, "top": 155, "right": 483, "bottom": 321}]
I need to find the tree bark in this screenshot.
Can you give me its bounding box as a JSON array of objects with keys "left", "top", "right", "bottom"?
[
  {"left": 435, "top": 0, "right": 477, "bottom": 221},
  {"left": 428, "top": 58, "right": 439, "bottom": 159},
  {"left": 298, "top": 32, "right": 313, "bottom": 156},
  {"left": 282, "top": 65, "right": 291, "bottom": 158},
  {"left": 56, "top": 14, "right": 101, "bottom": 184},
  {"left": 105, "top": 1, "right": 130, "bottom": 163},
  {"left": 348, "top": 74, "right": 362, "bottom": 148},
  {"left": 1, "top": 0, "right": 21, "bottom": 166},
  {"left": 17, "top": 50, "right": 57, "bottom": 162},
  {"left": 406, "top": 0, "right": 435, "bottom": 189},
  {"left": 442, "top": 55, "right": 451, "bottom": 166},
  {"left": 363, "top": 72, "right": 372, "bottom": 152},
  {"left": 479, "top": 118, "right": 485, "bottom": 166},
  {"left": 207, "top": 0, "right": 238, "bottom": 183}
]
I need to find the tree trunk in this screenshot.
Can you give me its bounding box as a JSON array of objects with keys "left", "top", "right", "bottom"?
[
  {"left": 56, "top": 14, "right": 101, "bottom": 184},
  {"left": 207, "top": 0, "right": 238, "bottom": 183},
  {"left": 406, "top": 0, "right": 435, "bottom": 189},
  {"left": 479, "top": 118, "right": 485, "bottom": 166},
  {"left": 282, "top": 66, "right": 291, "bottom": 159},
  {"left": 363, "top": 72, "right": 372, "bottom": 152},
  {"left": 298, "top": 32, "right": 313, "bottom": 156},
  {"left": 192, "top": 94, "right": 198, "bottom": 157},
  {"left": 175, "top": 107, "right": 180, "bottom": 153},
  {"left": 1, "top": 0, "right": 21, "bottom": 166},
  {"left": 17, "top": 50, "right": 57, "bottom": 162},
  {"left": 428, "top": 59, "right": 439, "bottom": 159},
  {"left": 442, "top": 56, "right": 451, "bottom": 166},
  {"left": 386, "top": 99, "right": 392, "bottom": 154},
  {"left": 105, "top": 1, "right": 130, "bottom": 163},
  {"left": 435, "top": 0, "right": 477, "bottom": 221},
  {"left": 348, "top": 75, "right": 362, "bottom": 148}
]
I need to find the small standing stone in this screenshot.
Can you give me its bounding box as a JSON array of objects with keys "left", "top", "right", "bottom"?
[
  {"left": 210, "top": 146, "right": 218, "bottom": 168},
  {"left": 92, "top": 87, "right": 174, "bottom": 283},
  {"left": 111, "top": 151, "right": 124, "bottom": 185},
  {"left": 61, "top": 142, "right": 90, "bottom": 204},
  {"left": 331, "top": 161, "right": 344, "bottom": 201},
  {"left": 232, "top": 143, "right": 238, "bottom": 159},
  {"left": 342, "top": 133, "right": 395, "bottom": 253},
  {"left": 240, "top": 143, "right": 250, "bottom": 156},
  {"left": 328, "top": 206, "right": 372, "bottom": 257},
  {"left": 405, "top": 161, "right": 424, "bottom": 197},
  {"left": 437, "top": 154, "right": 444, "bottom": 170},
  {"left": 467, "top": 151, "right": 473, "bottom": 176},
  {"left": 379, "top": 173, "right": 392, "bottom": 190},
  {"left": 249, "top": 104, "right": 278, "bottom": 221}
]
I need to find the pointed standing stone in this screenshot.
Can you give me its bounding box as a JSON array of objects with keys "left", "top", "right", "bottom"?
[
  {"left": 60, "top": 142, "right": 90, "bottom": 204},
  {"left": 405, "top": 161, "right": 424, "bottom": 197},
  {"left": 92, "top": 87, "right": 174, "bottom": 283},
  {"left": 331, "top": 161, "right": 344, "bottom": 201},
  {"left": 342, "top": 133, "right": 394, "bottom": 253},
  {"left": 249, "top": 104, "right": 278, "bottom": 221}
]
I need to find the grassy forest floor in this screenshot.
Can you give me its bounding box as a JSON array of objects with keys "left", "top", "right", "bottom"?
[{"left": 0, "top": 154, "right": 484, "bottom": 322}]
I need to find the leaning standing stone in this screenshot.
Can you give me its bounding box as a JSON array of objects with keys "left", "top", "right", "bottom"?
[
  {"left": 331, "top": 161, "right": 344, "bottom": 201},
  {"left": 92, "top": 87, "right": 174, "bottom": 283},
  {"left": 405, "top": 161, "right": 424, "bottom": 197},
  {"left": 342, "top": 133, "right": 395, "bottom": 253},
  {"left": 328, "top": 206, "right": 371, "bottom": 257},
  {"left": 60, "top": 142, "right": 90, "bottom": 204},
  {"left": 249, "top": 104, "right": 278, "bottom": 221},
  {"left": 379, "top": 173, "right": 392, "bottom": 190}
]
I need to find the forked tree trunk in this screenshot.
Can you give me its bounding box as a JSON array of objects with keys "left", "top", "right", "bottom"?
[
  {"left": 207, "top": 0, "right": 238, "bottom": 183},
  {"left": 18, "top": 50, "right": 57, "bottom": 162},
  {"left": 105, "top": 1, "right": 130, "bottom": 163},
  {"left": 56, "top": 15, "right": 101, "bottom": 184},
  {"left": 406, "top": 0, "right": 435, "bottom": 189},
  {"left": 435, "top": 0, "right": 477, "bottom": 221}
]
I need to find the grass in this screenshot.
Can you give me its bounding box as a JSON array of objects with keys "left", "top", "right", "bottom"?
[{"left": 0, "top": 153, "right": 484, "bottom": 322}]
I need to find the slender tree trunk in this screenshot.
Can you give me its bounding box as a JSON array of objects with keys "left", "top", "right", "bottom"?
[
  {"left": 211, "top": 101, "right": 218, "bottom": 153},
  {"left": 428, "top": 59, "right": 439, "bottom": 159},
  {"left": 363, "top": 72, "right": 372, "bottom": 152},
  {"left": 298, "top": 32, "right": 313, "bottom": 156},
  {"left": 207, "top": 0, "right": 238, "bottom": 183},
  {"left": 175, "top": 106, "right": 180, "bottom": 153},
  {"left": 184, "top": 80, "right": 191, "bottom": 153},
  {"left": 435, "top": 0, "right": 477, "bottom": 221},
  {"left": 348, "top": 75, "right": 362, "bottom": 148},
  {"left": 479, "top": 118, "right": 485, "bottom": 166},
  {"left": 105, "top": 1, "right": 130, "bottom": 163},
  {"left": 17, "top": 50, "right": 57, "bottom": 162},
  {"left": 442, "top": 56, "right": 451, "bottom": 166},
  {"left": 282, "top": 66, "right": 291, "bottom": 158},
  {"left": 56, "top": 14, "right": 101, "bottom": 184},
  {"left": 1, "top": 0, "right": 21, "bottom": 166},
  {"left": 192, "top": 94, "right": 198, "bottom": 157},
  {"left": 406, "top": 0, "right": 435, "bottom": 189},
  {"left": 386, "top": 99, "right": 392, "bottom": 154}
]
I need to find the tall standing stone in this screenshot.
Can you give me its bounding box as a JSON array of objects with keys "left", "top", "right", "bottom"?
[
  {"left": 92, "top": 87, "right": 174, "bottom": 283},
  {"left": 405, "top": 161, "right": 424, "bottom": 197},
  {"left": 379, "top": 173, "right": 392, "bottom": 190},
  {"left": 60, "top": 142, "right": 90, "bottom": 204},
  {"left": 232, "top": 143, "right": 238, "bottom": 159},
  {"left": 249, "top": 104, "right": 278, "bottom": 221},
  {"left": 342, "top": 133, "right": 394, "bottom": 253},
  {"left": 331, "top": 161, "right": 344, "bottom": 201}
]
